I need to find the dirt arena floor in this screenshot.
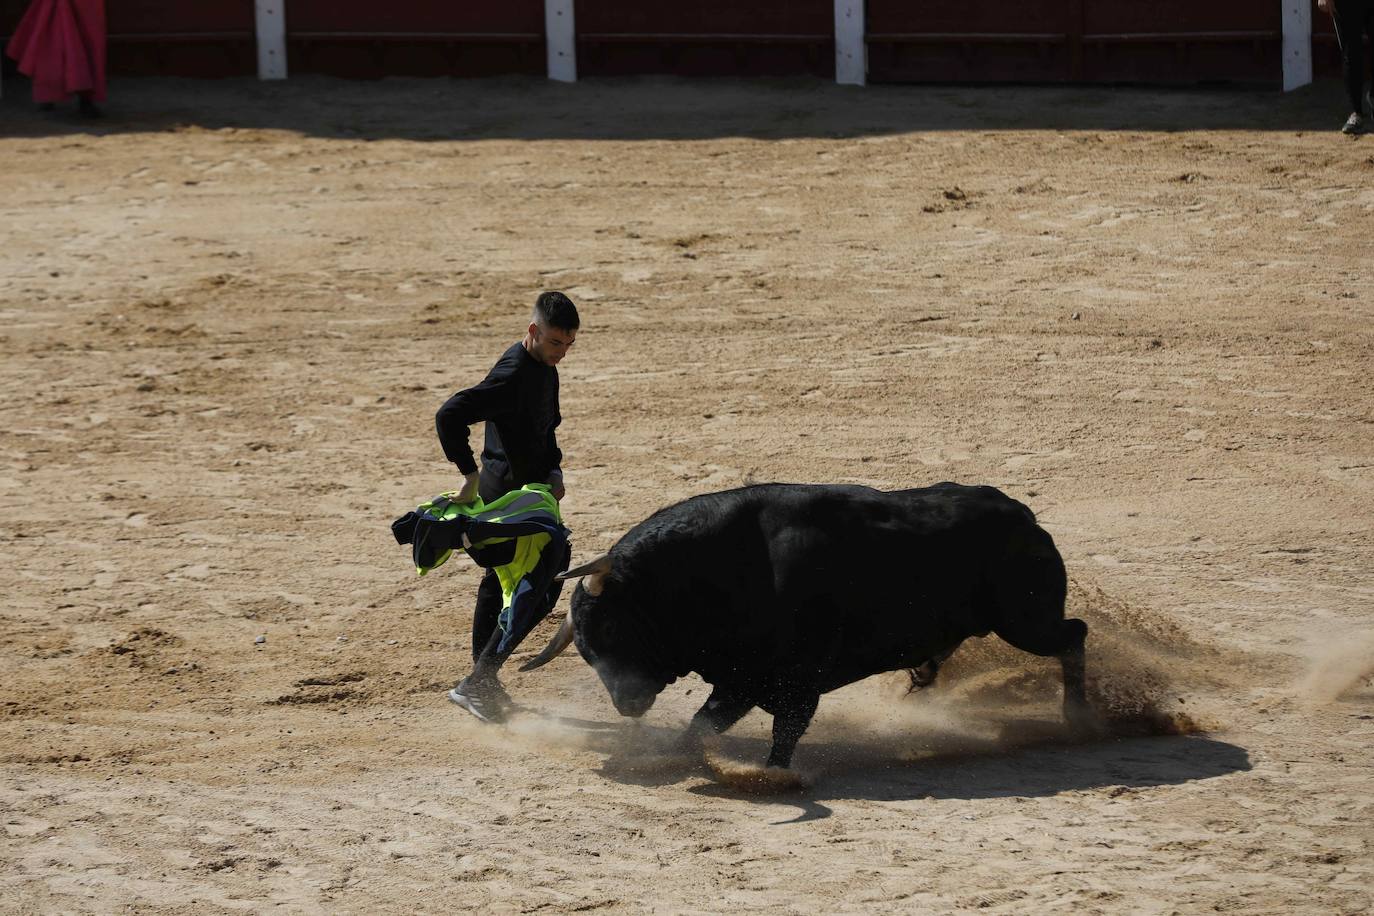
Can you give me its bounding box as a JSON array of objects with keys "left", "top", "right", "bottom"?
[{"left": 2, "top": 75, "right": 1372, "bottom": 913}]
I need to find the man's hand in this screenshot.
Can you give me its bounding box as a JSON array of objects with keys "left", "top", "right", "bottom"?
[
  {"left": 1318, "top": 0, "right": 1336, "bottom": 15},
  {"left": 456, "top": 472, "right": 481, "bottom": 504},
  {"left": 547, "top": 471, "right": 566, "bottom": 502}
]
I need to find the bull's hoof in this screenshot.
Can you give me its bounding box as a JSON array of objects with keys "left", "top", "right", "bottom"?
[
  {"left": 907, "top": 661, "right": 939, "bottom": 692},
  {"left": 1064, "top": 701, "right": 1103, "bottom": 738}
]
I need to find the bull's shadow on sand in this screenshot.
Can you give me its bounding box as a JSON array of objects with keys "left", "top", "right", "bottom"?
[{"left": 569, "top": 715, "right": 1250, "bottom": 825}]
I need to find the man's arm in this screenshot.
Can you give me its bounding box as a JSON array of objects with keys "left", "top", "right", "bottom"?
[{"left": 436, "top": 367, "right": 516, "bottom": 499}]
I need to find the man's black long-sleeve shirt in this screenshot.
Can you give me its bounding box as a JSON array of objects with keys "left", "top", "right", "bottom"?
[{"left": 436, "top": 342, "right": 562, "bottom": 488}]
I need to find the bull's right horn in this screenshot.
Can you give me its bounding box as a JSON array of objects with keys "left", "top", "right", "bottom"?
[
  {"left": 557, "top": 553, "right": 613, "bottom": 597},
  {"left": 519, "top": 609, "right": 575, "bottom": 672}
]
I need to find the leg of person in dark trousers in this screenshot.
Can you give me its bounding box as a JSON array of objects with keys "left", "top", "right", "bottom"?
[
  {"left": 1333, "top": 0, "right": 1373, "bottom": 132},
  {"left": 470, "top": 571, "right": 504, "bottom": 664},
  {"left": 1367, "top": 6, "right": 1374, "bottom": 117},
  {"left": 457, "top": 535, "right": 571, "bottom": 721},
  {"left": 462, "top": 567, "right": 522, "bottom": 715},
  {"left": 449, "top": 476, "right": 515, "bottom": 720},
  {"left": 449, "top": 475, "right": 570, "bottom": 722},
  {"left": 471, "top": 473, "right": 514, "bottom": 676}
]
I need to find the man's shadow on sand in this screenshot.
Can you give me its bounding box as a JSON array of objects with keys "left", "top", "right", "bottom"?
[{"left": 533, "top": 712, "right": 1250, "bottom": 825}]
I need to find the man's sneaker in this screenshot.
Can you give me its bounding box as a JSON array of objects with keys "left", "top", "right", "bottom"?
[
  {"left": 455, "top": 675, "right": 518, "bottom": 713},
  {"left": 447, "top": 684, "right": 505, "bottom": 723},
  {"left": 1341, "top": 112, "right": 1366, "bottom": 135}
]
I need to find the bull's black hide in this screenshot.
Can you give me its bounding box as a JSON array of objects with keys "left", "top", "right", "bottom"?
[{"left": 529, "top": 482, "right": 1090, "bottom": 769}]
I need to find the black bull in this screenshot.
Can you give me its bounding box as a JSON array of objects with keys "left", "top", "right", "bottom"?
[{"left": 523, "top": 482, "right": 1092, "bottom": 769}]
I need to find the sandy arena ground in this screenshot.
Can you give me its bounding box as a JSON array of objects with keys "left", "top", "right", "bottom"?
[{"left": 1, "top": 76, "right": 1372, "bottom": 914}]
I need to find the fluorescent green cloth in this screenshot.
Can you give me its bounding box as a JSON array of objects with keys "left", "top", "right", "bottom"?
[
  {"left": 396, "top": 484, "right": 569, "bottom": 652},
  {"left": 410, "top": 483, "right": 562, "bottom": 576}
]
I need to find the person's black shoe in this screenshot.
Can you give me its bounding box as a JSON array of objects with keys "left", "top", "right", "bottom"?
[{"left": 78, "top": 97, "right": 102, "bottom": 119}]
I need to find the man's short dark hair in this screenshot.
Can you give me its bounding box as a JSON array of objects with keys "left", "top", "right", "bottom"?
[{"left": 534, "top": 291, "right": 579, "bottom": 331}]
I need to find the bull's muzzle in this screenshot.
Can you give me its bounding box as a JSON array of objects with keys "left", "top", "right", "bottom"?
[{"left": 612, "top": 691, "right": 655, "bottom": 718}]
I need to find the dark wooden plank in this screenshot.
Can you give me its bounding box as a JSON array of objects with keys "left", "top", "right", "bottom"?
[
  {"left": 284, "top": 0, "right": 546, "bottom": 77},
  {"left": 868, "top": 0, "right": 1283, "bottom": 85},
  {"left": 285, "top": 0, "right": 544, "bottom": 34},
  {"left": 575, "top": 0, "right": 831, "bottom": 36},
  {"left": 574, "top": 0, "right": 833, "bottom": 77}
]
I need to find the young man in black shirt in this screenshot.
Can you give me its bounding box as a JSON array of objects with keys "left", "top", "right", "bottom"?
[{"left": 435, "top": 291, "right": 579, "bottom": 722}]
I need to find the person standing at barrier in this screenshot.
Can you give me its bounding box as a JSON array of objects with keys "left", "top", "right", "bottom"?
[
  {"left": 1319, "top": 0, "right": 1374, "bottom": 134},
  {"left": 435, "top": 291, "right": 580, "bottom": 722},
  {"left": 5, "top": 0, "right": 106, "bottom": 117}
]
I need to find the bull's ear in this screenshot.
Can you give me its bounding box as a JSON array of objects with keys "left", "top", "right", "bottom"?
[{"left": 557, "top": 553, "right": 613, "bottom": 596}]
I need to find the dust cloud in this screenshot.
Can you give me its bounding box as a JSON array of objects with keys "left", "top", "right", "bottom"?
[
  {"left": 640, "top": 578, "right": 1229, "bottom": 792},
  {"left": 768, "top": 577, "right": 1229, "bottom": 782},
  {"left": 1297, "top": 631, "right": 1374, "bottom": 704}
]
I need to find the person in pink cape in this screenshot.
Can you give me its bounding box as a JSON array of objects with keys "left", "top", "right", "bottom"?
[{"left": 5, "top": 0, "right": 106, "bottom": 117}]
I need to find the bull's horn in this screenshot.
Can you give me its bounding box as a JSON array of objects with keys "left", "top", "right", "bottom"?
[
  {"left": 558, "top": 554, "right": 612, "bottom": 581},
  {"left": 518, "top": 609, "right": 575, "bottom": 672},
  {"left": 557, "top": 553, "right": 612, "bottom": 596}
]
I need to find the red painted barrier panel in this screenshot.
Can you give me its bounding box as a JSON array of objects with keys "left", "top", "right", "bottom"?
[
  {"left": 1, "top": 1, "right": 545, "bottom": 80},
  {"left": 108, "top": 0, "right": 255, "bottom": 77},
  {"left": 870, "top": 0, "right": 1072, "bottom": 35},
  {"left": 1083, "top": 1, "right": 1277, "bottom": 34},
  {"left": 107, "top": 0, "right": 253, "bottom": 33},
  {"left": 1, "top": 0, "right": 254, "bottom": 78},
  {"left": 285, "top": 0, "right": 545, "bottom": 77},
  {"left": 866, "top": 0, "right": 1076, "bottom": 83},
  {"left": 575, "top": 0, "right": 834, "bottom": 77},
  {"left": 1081, "top": 0, "right": 1280, "bottom": 84},
  {"left": 869, "top": 0, "right": 1282, "bottom": 86},
  {"left": 0, "top": 1, "right": 1335, "bottom": 86}
]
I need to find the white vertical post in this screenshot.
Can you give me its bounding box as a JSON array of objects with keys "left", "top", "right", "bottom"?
[
  {"left": 834, "top": 0, "right": 866, "bottom": 86},
  {"left": 1282, "top": 0, "right": 1312, "bottom": 91},
  {"left": 255, "top": 0, "right": 287, "bottom": 80},
  {"left": 545, "top": 0, "right": 576, "bottom": 82}
]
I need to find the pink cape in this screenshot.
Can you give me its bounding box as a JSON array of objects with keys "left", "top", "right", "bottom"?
[{"left": 5, "top": 0, "right": 106, "bottom": 103}]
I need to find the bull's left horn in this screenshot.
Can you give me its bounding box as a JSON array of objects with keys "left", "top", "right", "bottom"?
[
  {"left": 557, "top": 553, "right": 613, "bottom": 596},
  {"left": 557, "top": 554, "right": 612, "bottom": 581},
  {"left": 518, "top": 609, "right": 575, "bottom": 672}
]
